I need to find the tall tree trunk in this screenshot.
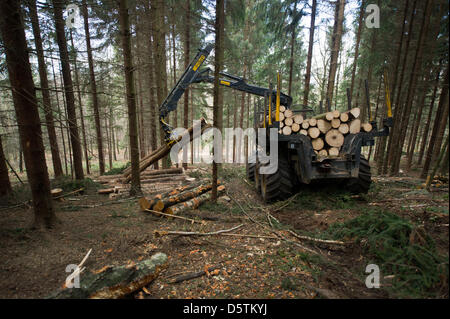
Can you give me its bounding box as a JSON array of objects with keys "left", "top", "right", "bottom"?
[
  {"left": 152, "top": 0, "right": 170, "bottom": 169},
  {"left": 81, "top": 0, "right": 105, "bottom": 175},
  {"left": 390, "top": 0, "right": 410, "bottom": 104},
  {"left": 405, "top": 71, "right": 432, "bottom": 170},
  {"left": 118, "top": 0, "right": 141, "bottom": 195},
  {"left": 0, "top": 0, "right": 55, "bottom": 227},
  {"left": 69, "top": 29, "right": 91, "bottom": 175},
  {"left": 59, "top": 64, "right": 74, "bottom": 178},
  {"left": 390, "top": 0, "right": 433, "bottom": 176},
  {"left": 0, "top": 134, "right": 12, "bottom": 196},
  {"left": 51, "top": 56, "right": 68, "bottom": 175},
  {"left": 418, "top": 62, "right": 442, "bottom": 165},
  {"left": 302, "top": 0, "right": 316, "bottom": 108},
  {"left": 28, "top": 0, "right": 63, "bottom": 178},
  {"left": 183, "top": 0, "right": 191, "bottom": 169},
  {"left": 421, "top": 64, "right": 449, "bottom": 179},
  {"left": 53, "top": 0, "right": 84, "bottom": 180},
  {"left": 349, "top": 0, "right": 365, "bottom": 100},
  {"left": 383, "top": 0, "right": 418, "bottom": 174},
  {"left": 145, "top": 3, "right": 158, "bottom": 168},
  {"left": 211, "top": 0, "right": 225, "bottom": 201},
  {"left": 326, "top": 0, "right": 345, "bottom": 105},
  {"left": 287, "top": 1, "right": 298, "bottom": 97}
]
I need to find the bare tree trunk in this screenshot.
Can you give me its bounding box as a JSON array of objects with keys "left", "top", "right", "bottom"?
[
  {"left": 118, "top": 0, "right": 141, "bottom": 195},
  {"left": 145, "top": 3, "right": 158, "bottom": 168},
  {"left": 287, "top": 1, "right": 298, "bottom": 97},
  {"left": 383, "top": 0, "right": 417, "bottom": 174},
  {"left": 418, "top": 62, "right": 442, "bottom": 165},
  {"left": 53, "top": 0, "right": 84, "bottom": 180},
  {"left": 59, "top": 64, "right": 73, "bottom": 178},
  {"left": 0, "top": 134, "right": 12, "bottom": 196},
  {"left": 0, "top": 0, "right": 55, "bottom": 227},
  {"left": 28, "top": 0, "right": 63, "bottom": 178},
  {"left": 421, "top": 64, "right": 449, "bottom": 179},
  {"left": 50, "top": 57, "right": 68, "bottom": 175},
  {"left": 349, "top": 0, "right": 365, "bottom": 100},
  {"left": 390, "top": 0, "right": 433, "bottom": 176},
  {"left": 183, "top": 0, "right": 191, "bottom": 169},
  {"left": 81, "top": 0, "right": 105, "bottom": 175},
  {"left": 152, "top": 0, "right": 170, "bottom": 169},
  {"left": 69, "top": 29, "right": 90, "bottom": 175},
  {"left": 326, "top": 0, "right": 345, "bottom": 105},
  {"left": 302, "top": 0, "right": 316, "bottom": 108},
  {"left": 212, "top": 0, "right": 225, "bottom": 201}
]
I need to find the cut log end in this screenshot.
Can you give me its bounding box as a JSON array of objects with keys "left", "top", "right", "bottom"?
[{"left": 325, "top": 129, "right": 344, "bottom": 148}]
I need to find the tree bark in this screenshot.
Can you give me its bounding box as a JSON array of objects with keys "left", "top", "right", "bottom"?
[
  {"left": 349, "top": 0, "right": 365, "bottom": 100},
  {"left": 326, "top": 0, "right": 345, "bottom": 105},
  {"left": 119, "top": 0, "right": 141, "bottom": 195},
  {"left": 28, "top": 0, "right": 63, "bottom": 178},
  {"left": 212, "top": 0, "right": 225, "bottom": 201},
  {"left": 0, "top": 0, "right": 55, "bottom": 227},
  {"left": 53, "top": 0, "right": 84, "bottom": 180},
  {"left": 0, "top": 134, "right": 12, "bottom": 196},
  {"left": 421, "top": 64, "right": 449, "bottom": 179},
  {"left": 390, "top": 0, "right": 433, "bottom": 176},
  {"left": 81, "top": 0, "right": 105, "bottom": 175},
  {"left": 302, "top": 0, "right": 316, "bottom": 108},
  {"left": 183, "top": 0, "right": 191, "bottom": 169}
]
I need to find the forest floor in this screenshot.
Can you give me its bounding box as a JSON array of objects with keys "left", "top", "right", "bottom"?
[{"left": 0, "top": 164, "right": 448, "bottom": 299}]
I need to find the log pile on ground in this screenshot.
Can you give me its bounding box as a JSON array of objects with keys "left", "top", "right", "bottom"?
[
  {"left": 48, "top": 253, "right": 168, "bottom": 299},
  {"left": 138, "top": 182, "right": 225, "bottom": 217},
  {"left": 270, "top": 107, "right": 371, "bottom": 157},
  {"left": 96, "top": 167, "right": 195, "bottom": 197}
]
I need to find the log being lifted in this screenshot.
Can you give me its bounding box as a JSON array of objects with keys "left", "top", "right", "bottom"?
[
  {"left": 122, "top": 118, "right": 212, "bottom": 183},
  {"left": 312, "top": 111, "right": 334, "bottom": 121},
  {"left": 48, "top": 253, "right": 168, "bottom": 299}
]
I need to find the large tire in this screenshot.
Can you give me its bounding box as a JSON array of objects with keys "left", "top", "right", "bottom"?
[
  {"left": 246, "top": 162, "right": 256, "bottom": 182},
  {"left": 260, "top": 154, "right": 296, "bottom": 203},
  {"left": 347, "top": 155, "right": 372, "bottom": 194}
]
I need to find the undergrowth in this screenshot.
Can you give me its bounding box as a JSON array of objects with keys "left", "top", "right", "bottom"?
[
  {"left": 103, "top": 162, "right": 131, "bottom": 175},
  {"left": 325, "top": 209, "right": 449, "bottom": 298}
]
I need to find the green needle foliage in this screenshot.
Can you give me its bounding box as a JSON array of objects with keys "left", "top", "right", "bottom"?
[{"left": 327, "top": 210, "right": 449, "bottom": 297}]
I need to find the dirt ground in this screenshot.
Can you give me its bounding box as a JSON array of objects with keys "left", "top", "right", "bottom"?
[{"left": 0, "top": 166, "right": 448, "bottom": 299}]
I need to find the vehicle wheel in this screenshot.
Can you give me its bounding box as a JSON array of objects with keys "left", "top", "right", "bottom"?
[
  {"left": 246, "top": 162, "right": 256, "bottom": 182},
  {"left": 347, "top": 155, "right": 372, "bottom": 194},
  {"left": 254, "top": 161, "right": 261, "bottom": 194},
  {"left": 260, "top": 154, "right": 296, "bottom": 203}
]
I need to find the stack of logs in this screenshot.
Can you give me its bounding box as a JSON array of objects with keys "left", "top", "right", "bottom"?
[
  {"left": 274, "top": 106, "right": 372, "bottom": 157},
  {"left": 138, "top": 181, "right": 225, "bottom": 217}
]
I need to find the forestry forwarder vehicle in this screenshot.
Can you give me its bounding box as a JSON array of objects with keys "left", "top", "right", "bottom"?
[{"left": 158, "top": 44, "right": 393, "bottom": 202}]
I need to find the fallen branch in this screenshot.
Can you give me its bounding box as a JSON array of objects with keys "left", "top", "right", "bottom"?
[
  {"left": 53, "top": 188, "right": 85, "bottom": 199},
  {"left": 143, "top": 208, "right": 206, "bottom": 224},
  {"left": 154, "top": 224, "right": 244, "bottom": 238},
  {"left": 170, "top": 265, "right": 221, "bottom": 284},
  {"left": 287, "top": 230, "right": 349, "bottom": 245}
]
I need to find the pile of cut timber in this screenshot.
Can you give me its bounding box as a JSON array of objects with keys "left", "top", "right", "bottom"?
[
  {"left": 96, "top": 167, "right": 195, "bottom": 197},
  {"left": 138, "top": 181, "right": 225, "bottom": 217},
  {"left": 274, "top": 107, "right": 372, "bottom": 157}
]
